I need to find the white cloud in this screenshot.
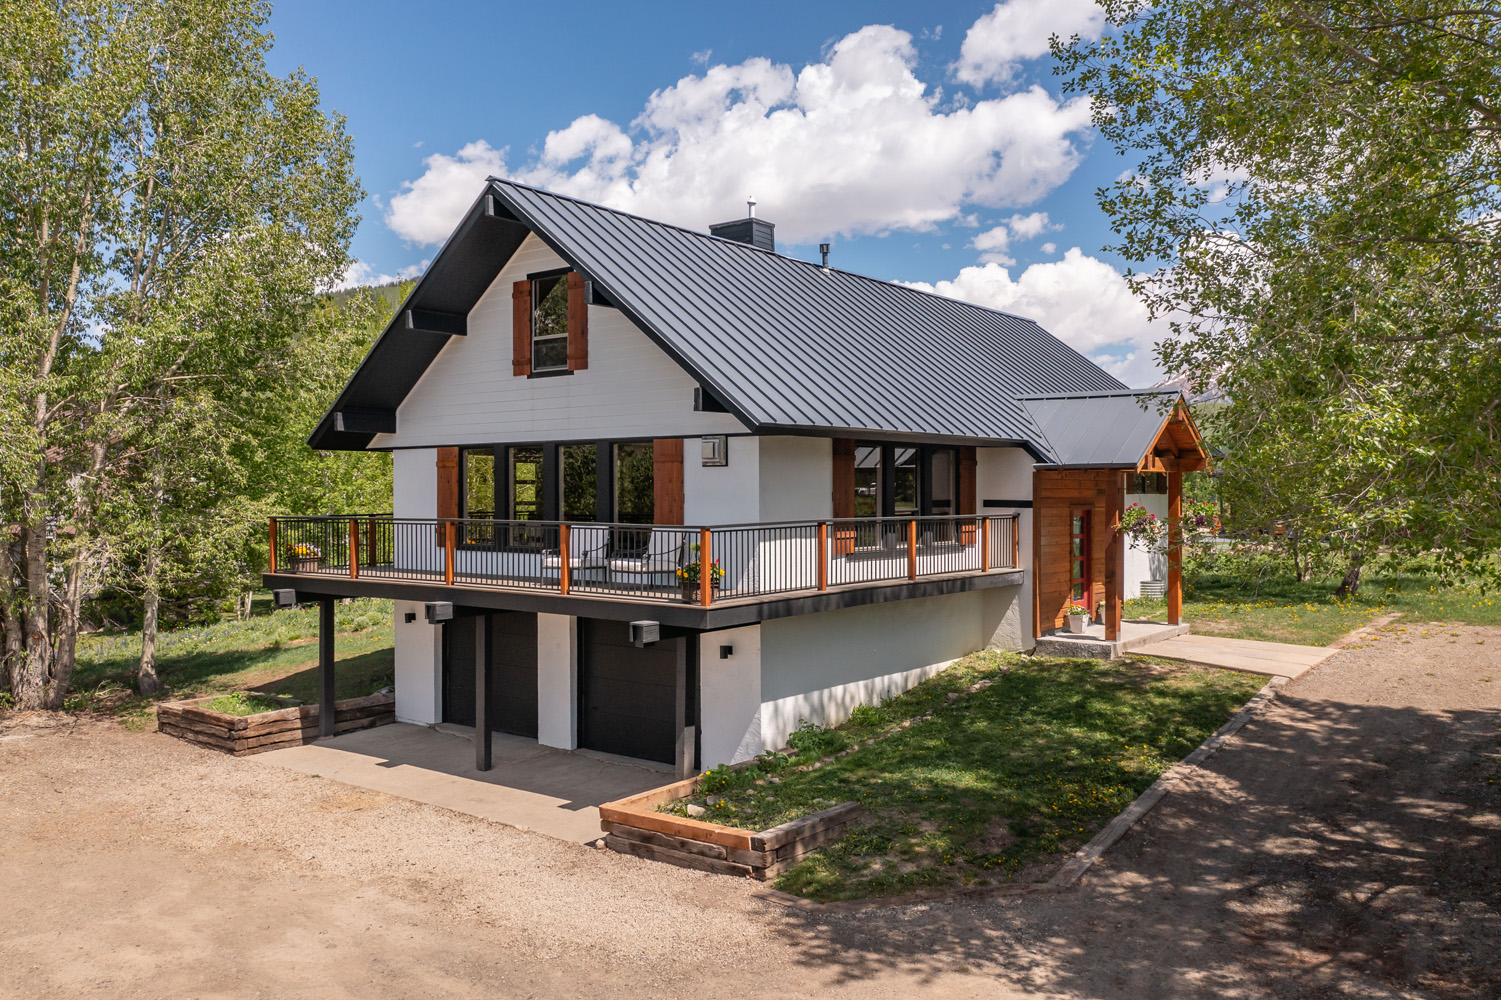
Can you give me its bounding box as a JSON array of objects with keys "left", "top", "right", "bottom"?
[
  {"left": 955, "top": 0, "right": 1106, "bottom": 87},
  {"left": 1005, "top": 210, "right": 1052, "bottom": 239},
  {"left": 332, "top": 258, "right": 429, "bottom": 292},
  {"left": 1040, "top": 241, "right": 1057, "bottom": 254},
  {"left": 970, "top": 225, "right": 1014, "bottom": 264},
  {"left": 385, "top": 24, "right": 1093, "bottom": 247},
  {"left": 900, "top": 248, "right": 1167, "bottom": 384},
  {"left": 386, "top": 141, "right": 507, "bottom": 246}
]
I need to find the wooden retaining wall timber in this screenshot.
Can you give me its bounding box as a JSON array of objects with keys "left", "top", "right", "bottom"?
[
  {"left": 156, "top": 692, "right": 395, "bottom": 757},
  {"left": 597, "top": 778, "right": 860, "bottom": 881}
]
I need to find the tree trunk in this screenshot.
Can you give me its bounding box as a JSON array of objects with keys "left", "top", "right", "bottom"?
[
  {"left": 16, "top": 518, "right": 51, "bottom": 710},
  {"left": 138, "top": 584, "right": 162, "bottom": 696},
  {"left": 1334, "top": 555, "right": 1364, "bottom": 598}
]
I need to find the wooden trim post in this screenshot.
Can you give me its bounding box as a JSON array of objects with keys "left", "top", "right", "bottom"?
[
  {"left": 349, "top": 519, "right": 359, "bottom": 579},
  {"left": 318, "top": 599, "right": 336, "bottom": 738},
  {"left": 1105, "top": 475, "right": 1123, "bottom": 642},
  {"left": 817, "top": 522, "right": 828, "bottom": 591},
  {"left": 907, "top": 519, "right": 918, "bottom": 580},
  {"left": 268, "top": 518, "right": 278, "bottom": 574},
  {"left": 981, "top": 517, "right": 991, "bottom": 572},
  {"left": 559, "top": 524, "right": 571, "bottom": 595},
  {"left": 1013, "top": 515, "right": 1021, "bottom": 569},
  {"left": 1167, "top": 470, "right": 1183, "bottom": 625},
  {"left": 699, "top": 528, "right": 713, "bottom": 607},
  {"left": 444, "top": 521, "right": 456, "bottom": 586}
]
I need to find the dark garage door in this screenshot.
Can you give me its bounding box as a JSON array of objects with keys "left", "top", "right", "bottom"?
[
  {"left": 579, "top": 619, "right": 681, "bottom": 765},
  {"left": 443, "top": 612, "right": 539, "bottom": 738}
]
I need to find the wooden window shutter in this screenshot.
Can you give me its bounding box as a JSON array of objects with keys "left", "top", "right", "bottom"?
[
  {"left": 436, "top": 447, "right": 459, "bottom": 545},
  {"left": 831, "top": 439, "right": 855, "bottom": 555},
  {"left": 653, "top": 438, "right": 684, "bottom": 525},
  {"left": 511, "top": 280, "right": 531, "bottom": 376},
  {"left": 566, "top": 271, "right": 589, "bottom": 371}
]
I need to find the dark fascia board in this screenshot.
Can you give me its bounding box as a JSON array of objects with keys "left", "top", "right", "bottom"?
[
  {"left": 752, "top": 423, "right": 1053, "bottom": 461},
  {"left": 306, "top": 187, "right": 531, "bottom": 450}
]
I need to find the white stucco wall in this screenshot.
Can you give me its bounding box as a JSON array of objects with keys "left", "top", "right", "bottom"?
[
  {"left": 371, "top": 234, "right": 745, "bottom": 450},
  {"left": 393, "top": 447, "right": 438, "bottom": 519},
  {"left": 977, "top": 446, "right": 1035, "bottom": 645},
  {"left": 536, "top": 613, "right": 578, "bottom": 750},
  {"left": 756, "top": 592, "right": 987, "bottom": 750},
  {"left": 757, "top": 436, "right": 833, "bottom": 522},
  {"left": 1124, "top": 491, "right": 1169, "bottom": 600},
  {"left": 683, "top": 436, "right": 761, "bottom": 525},
  {"left": 393, "top": 599, "right": 442, "bottom": 725},
  {"left": 698, "top": 626, "right": 763, "bottom": 768}
]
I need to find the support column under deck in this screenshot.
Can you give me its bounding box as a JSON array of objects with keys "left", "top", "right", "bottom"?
[
  {"left": 318, "top": 599, "right": 336, "bottom": 738},
  {"left": 1167, "top": 470, "right": 1184, "bottom": 625},
  {"left": 1104, "top": 474, "right": 1123, "bottom": 641}
]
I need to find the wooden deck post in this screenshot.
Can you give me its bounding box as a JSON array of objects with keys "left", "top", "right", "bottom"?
[
  {"left": 1105, "top": 474, "right": 1123, "bottom": 641},
  {"left": 981, "top": 517, "right": 991, "bottom": 572},
  {"left": 558, "top": 524, "right": 571, "bottom": 595},
  {"left": 348, "top": 519, "right": 359, "bottom": 579},
  {"left": 907, "top": 519, "right": 918, "bottom": 580},
  {"left": 444, "top": 521, "right": 456, "bottom": 586},
  {"left": 816, "top": 522, "right": 828, "bottom": 591},
  {"left": 1167, "top": 469, "right": 1183, "bottom": 625},
  {"left": 318, "top": 598, "right": 336, "bottom": 738},
  {"left": 699, "top": 528, "right": 713, "bottom": 607},
  {"left": 1013, "top": 515, "right": 1021, "bottom": 569},
  {"left": 268, "top": 518, "right": 277, "bottom": 574},
  {"left": 475, "top": 615, "right": 491, "bottom": 771}
]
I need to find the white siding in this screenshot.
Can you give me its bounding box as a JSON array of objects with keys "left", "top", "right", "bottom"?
[
  {"left": 683, "top": 436, "right": 761, "bottom": 525},
  {"left": 977, "top": 446, "right": 1035, "bottom": 645},
  {"left": 372, "top": 235, "right": 745, "bottom": 449}
]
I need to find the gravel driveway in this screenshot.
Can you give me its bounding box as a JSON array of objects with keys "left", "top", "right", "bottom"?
[{"left": 2, "top": 624, "right": 1496, "bottom": 999}]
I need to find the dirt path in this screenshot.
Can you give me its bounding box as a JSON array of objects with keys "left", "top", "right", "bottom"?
[{"left": 2, "top": 627, "right": 1497, "bottom": 999}]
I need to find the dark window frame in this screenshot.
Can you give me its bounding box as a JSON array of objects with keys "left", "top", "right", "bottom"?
[{"left": 528, "top": 266, "right": 574, "bottom": 375}]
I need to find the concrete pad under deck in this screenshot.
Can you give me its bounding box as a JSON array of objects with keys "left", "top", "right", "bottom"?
[
  {"left": 1033, "top": 620, "right": 1190, "bottom": 660},
  {"left": 253, "top": 723, "right": 669, "bottom": 843},
  {"left": 1134, "top": 633, "right": 1337, "bottom": 680}
]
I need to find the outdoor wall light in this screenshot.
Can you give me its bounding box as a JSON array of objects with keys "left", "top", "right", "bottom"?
[
  {"left": 404, "top": 612, "right": 417, "bottom": 624},
  {"left": 720, "top": 644, "right": 733, "bottom": 659}
]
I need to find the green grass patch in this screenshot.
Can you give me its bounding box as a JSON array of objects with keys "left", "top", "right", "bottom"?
[
  {"left": 1125, "top": 571, "right": 1501, "bottom": 646},
  {"left": 204, "top": 691, "right": 285, "bottom": 716},
  {"left": 665, "top": 652, "right": 1263, "bottom": 902},
  {"left": 67, "top": 596, "right": 395, "bottom": 727}
]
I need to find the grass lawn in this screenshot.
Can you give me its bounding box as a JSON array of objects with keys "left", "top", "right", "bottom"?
[
  {"left": 66, "top": 596, "right": 395, "bottom": 728},
  {"left": 663, "top": 651, "right": 1264, "bottom": 902},
  {"left": 1125, "top": 571, "right": 1501, "bottom": 646}
]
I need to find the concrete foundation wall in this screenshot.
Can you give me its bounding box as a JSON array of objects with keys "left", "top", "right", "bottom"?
[
  {"left": 756, "top": 592, "right": 987, "bottom": 750},
  {"left": 536, "top": 613, "right": 578, "bottom": 750},
  {"left": 697, "top": 626, "right": 763, "bottom": 769},
  {"left": 393, "top": 599, "right": 442, "bottom": 725}
]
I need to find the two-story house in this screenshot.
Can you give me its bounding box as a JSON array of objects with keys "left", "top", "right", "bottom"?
[{"left": 266, "top": 179, "right": 1208, "bottom": 779}]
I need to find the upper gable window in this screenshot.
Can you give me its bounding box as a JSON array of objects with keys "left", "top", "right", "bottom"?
[
  {"left": 531, "top": 273, "right": 571, "bottom": 372},
  {"left": 512, "top": 269, "right": 588, "bottom": 377}
]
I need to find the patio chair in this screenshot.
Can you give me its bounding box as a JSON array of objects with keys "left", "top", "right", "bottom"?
[
  {"left": 541, "top": 525, "right": 609, "bottom": 582},
  {"left": 605, "top": 529, "right": 688, "bottom": 593}
]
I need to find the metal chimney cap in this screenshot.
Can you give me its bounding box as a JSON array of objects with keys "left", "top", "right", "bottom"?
[{"left": 747, "top": 196, "right": 757, "bottom": 218}]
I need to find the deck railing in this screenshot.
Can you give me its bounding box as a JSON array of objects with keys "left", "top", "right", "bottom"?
[{"left": 269, "top": 513, "right": 1019, "bottom": 607}]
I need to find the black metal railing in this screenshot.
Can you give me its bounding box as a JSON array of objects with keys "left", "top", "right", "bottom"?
[{"left": 268, "top": 513, "right": 1019, "bottom": 606}]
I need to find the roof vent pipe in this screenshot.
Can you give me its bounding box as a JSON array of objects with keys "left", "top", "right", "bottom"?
[
  {"left": 819, "top": 243, "right": 830, "bottom": 269},
  {"left": 747, "top": 196, "right": 757, "bottom": 218}
]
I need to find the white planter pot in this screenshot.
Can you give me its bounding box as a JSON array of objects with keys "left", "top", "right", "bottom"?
[{"left": 1066, "top": 614, "right": 1089, "bottom": 634}]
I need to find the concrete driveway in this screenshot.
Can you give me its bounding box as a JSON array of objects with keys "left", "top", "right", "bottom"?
[{"left": 254, "top": 722, "right": 668, "bottom": 842}]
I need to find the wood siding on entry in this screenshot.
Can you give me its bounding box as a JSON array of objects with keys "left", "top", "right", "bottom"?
[
  {"left": 653, "top": 438, "right": 684, "bottom": 525},
  {"left": 1034, "top": 468, "right": 1121, "bottom": 630}
]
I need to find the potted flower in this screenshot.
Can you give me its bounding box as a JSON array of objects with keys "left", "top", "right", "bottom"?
[
  {"left": 1065, "top": 603, "right": 1091, "bottom": 634},
  {"left": 288, "top": 542, "right": 321, "bottom": 573},
  {"left": 676, "top": 557, "right": 724, "bottom": 602}
]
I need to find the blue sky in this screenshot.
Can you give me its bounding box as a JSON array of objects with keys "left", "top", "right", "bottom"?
[{"left": 267, "top": 0, "right": 1166, "bottom": 384}]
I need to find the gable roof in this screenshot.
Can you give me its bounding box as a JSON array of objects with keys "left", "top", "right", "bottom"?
[
  {"left": 310, "top": 179, "right": 1128, "bottom": 453},
  {"left": 1021, "top": 389, "right": 1206, "bottom": 469}
]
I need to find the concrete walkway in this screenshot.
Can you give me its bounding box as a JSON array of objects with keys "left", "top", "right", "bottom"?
[
  {"left": 253, "top": 723, "right": 669, "bottom": 843},
  {"left": 1136, "top": 633, "right": 1338, "bottom": 679}
]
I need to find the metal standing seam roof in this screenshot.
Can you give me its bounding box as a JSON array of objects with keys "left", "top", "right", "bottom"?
[
  {"left": 1019, "top": 389, "right": 1185, "bottom": 468},
  {"left": 309, "top": 179, "right": 1132, "bottom": 454}
]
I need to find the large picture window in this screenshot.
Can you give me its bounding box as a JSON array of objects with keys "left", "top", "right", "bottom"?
[
  {"left": 928, "top": 448, "right": 956, "bottom": 516},
  {"left": 853, "top": 446, "right": 880, "bottom": 517},
  {"left": 531, "top": 273, "right": 570, "bottom": 372},
  {"left": 614, "top": 442, "right": 654, "bottom": 524},
  {"left": 892, "top": 447, "right": 920, "bottom": 517},
  {"left": 560, "top": 444, "right": 598, "bottom": 522},
  {"left": 509, "top": 447, "right": 543, "bottom": 521},
  {"left": 460, "top": 448, "right": 495, "bottom": 519}
]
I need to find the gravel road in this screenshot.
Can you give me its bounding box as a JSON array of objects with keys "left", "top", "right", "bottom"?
[{"left": 1, "top": 623, "right": 1496, "bottom": 999}]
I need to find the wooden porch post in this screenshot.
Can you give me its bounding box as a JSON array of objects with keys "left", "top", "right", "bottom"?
[
  {"left": 318, "top": 598, "right": 336, "bottom": 738},
  {"left": 268, "top": 518, "right": 277, "bottom": 574},
  {"left": 1167, "top": 469, "right": 1183, "bottom": 625},
  {"left": 1104, "top": 474, "right": 1123, "bottom": 641}
]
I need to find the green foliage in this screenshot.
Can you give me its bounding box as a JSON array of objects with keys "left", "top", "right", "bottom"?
[
  {"left": 205, "top": 691, "right": 282, "bottom": 716},
  {"left": 1056, "top": 3, "right": 1501, "bottom": 582},
  {"left": 669, "top": 652, "right": 1262, "bottom": 902}
]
